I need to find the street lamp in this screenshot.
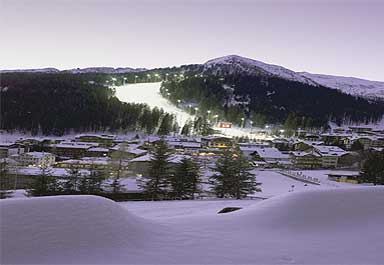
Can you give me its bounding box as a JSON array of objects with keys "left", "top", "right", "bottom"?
[
  {"left": 250, "top": 121, "right": 254, "bottom": 134},
  {"left": 241, "top": 117, "right": 245, "bottom": 128},
  {"left": 213, "top": 114, "right": 219, "bottom": 125},
  {"left": 134, "top": 75, "right": 138, "bottom": 83},
  {"left": 194, "top": 107, "right": 199, "bottom": 115},
  {"left": 147, "top": 74, "right": 151, "bottom": 82}
]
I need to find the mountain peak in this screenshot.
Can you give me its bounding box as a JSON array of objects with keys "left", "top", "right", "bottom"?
[{"left": 204, "top": 55, "right": 317, "bottom": 85}]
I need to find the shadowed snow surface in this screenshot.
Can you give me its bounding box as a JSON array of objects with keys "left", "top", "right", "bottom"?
[{"left": 1, "top": 188, "right": 384, "bottom": 264}]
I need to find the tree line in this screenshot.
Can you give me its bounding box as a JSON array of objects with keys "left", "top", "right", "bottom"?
[
  {"left": 161, "top": 74, "right": 384, "bottom": 128},
  {"left": 140, "top": 139, "right": 261, "bottom": 200},
  {"left": 0, "top": 73, "right": 177, "bottom": 135}
]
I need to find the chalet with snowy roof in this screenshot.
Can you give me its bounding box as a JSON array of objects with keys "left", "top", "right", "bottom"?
[
  {"left": 242, "top": 147, "right": 290, "bottom": 167},
  {"left": 349, "top": 126, "right": 373, "bottom": 134},
  {"left": 313, "top": 145, "right": 349, "bottom": 168},
  {"left": 0, "top": 143, "right": 23, "bottom": 158},
  {"left": 49, "top": 142, "right": 98, "bottom": 158},
  {"left": 110, "top": 143, "right": 147, "bottom": 159},
  {"left": 167, "top": 141, "right": 201, "bottom": 154},
  {"left": 270, "top": 138, "right": 292, "bottom": 151},
  {"left": 289, "top": 151, "right": 322, "bottom": 169},
  {"left": 129, "top": 154, "right": 190, "bottom": 176},
  {"left": 327, "top": 171, "right": 360, "bottom": 184},
  {"left": 321, "top": 133, "right": 351, "bottom": 146},
  {"left": 75, "top": 134, "right": 116, "bottom": 147},
  {"left": 11, "top": 152, "right": 55, "bottom": 168},
  {"left": 201, "top": 135, "right": 234, "bottom": 149},
  {"left": 56, "top": 157, "right": 129, "bottom": 171},
  {"left": 6, "top": 167, "right": 90, "bottom": 189}
]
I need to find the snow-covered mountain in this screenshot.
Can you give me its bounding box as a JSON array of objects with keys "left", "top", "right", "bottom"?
[
  {"left": 203, "top": 55, "right": 384, "bottom": 99},
  {"left": 0, "top": 68, "right": 60, "bottom": 73},
  {"left": 204, "top": 55, "right": 318, "bottom": 85},
  {"left": 65, "top": 67, "right": 147, "bottom": 74},
  {"left": 0, "top": 67, "right": 147, "bottom": 74},
  {"left": 300, "top": 72, "right": 384, "bottom": 99}
]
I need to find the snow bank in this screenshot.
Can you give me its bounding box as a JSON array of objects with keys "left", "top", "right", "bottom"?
[
  {"left": 0, "top": 195, "right": 154, "bottom": 264},
  {"left": 2, "top": 188, "right": 383, "bottom": 264}
]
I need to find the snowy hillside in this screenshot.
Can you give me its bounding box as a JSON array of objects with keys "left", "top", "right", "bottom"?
[
  {"left": 0, "top": 67, "right": 146, "bottom": 74},
  {"left": 0, "top": 68, "right": 60, "bottom": 73},
  {"left": 2, "top": 187, "right": 383, "bottom": 264},
  {"left": 65, "top": 67, "right": 147, "bottom": 74},
  {"left": 301, "top": 72, "right": 384, "bottom": 99},
  {"left": 204, "top": 55, "right": 317, "bottom": 85},
  {"left": 115, "top": 82, "right": 193, "bottom": 126},
  {"left": 204, "top": 55, "right": 384, "bottom": 99},
  {"left": 114, "top": 82, "right": 273, "bottom": 138}
]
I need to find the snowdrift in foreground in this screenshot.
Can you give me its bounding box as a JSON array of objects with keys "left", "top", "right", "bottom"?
[
  {"left": 2, "top": 188, "right": 384, "bottom": 264},
  {"left": 0, "top": 196, "right": 155, "bottom": 264}
]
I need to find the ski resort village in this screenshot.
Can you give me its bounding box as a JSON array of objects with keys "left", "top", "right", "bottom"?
[
  {"left": 1, "top": 0, "right": 384, "bottom": 262},
  {"left": 1, "top": 59, "right": 384, "bottom": 264}
]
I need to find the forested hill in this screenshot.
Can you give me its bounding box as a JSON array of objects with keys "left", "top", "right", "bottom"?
[
  {"left": 160, "top": 73, "right": 384, "bottom": 128},
  {"left": 0, "top": 73, "right": 176, "bottom": 135}
]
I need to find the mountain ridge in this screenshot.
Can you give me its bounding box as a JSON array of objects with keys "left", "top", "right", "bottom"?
[{"left": 1, "top": 55, "right": 383, "bottom": 99}]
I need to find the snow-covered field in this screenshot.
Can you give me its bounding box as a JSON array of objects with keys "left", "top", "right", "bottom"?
[{"left": 2, "top": 187, "right": 384, "bottom": 264}]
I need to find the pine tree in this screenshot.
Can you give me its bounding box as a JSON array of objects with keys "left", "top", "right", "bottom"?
[
  {"left": 110, "top": 143, "right": 129, "bottom": 193},
  {"left": 139, "top": 139, "right": 172, "bottom": 200},
  {"left": 27, "top": 166, "right": 59, "bottom": 196},
  {"left": 360, "top": 152, "right": 384, "bottom": 185},
  {"left": 232, "top": 152, "right": 261, "bottom": 199},
  {"left": 0, "top": 159, "right": 13, "bottom": 199},
  {"left": 171, "top": 157, "right": 201, "bottom": 199},
  {"left": 64, "top": 166, "right": 81, "bottom": 193},
  {"left": 210, "top": 148, "right": 261, "bottom": 199},
  {"left": 78, "top": 169, "right": 105, "bottom": 194},
  {"left": 210, "top": 149, "right": 237, "bottom": 198}
]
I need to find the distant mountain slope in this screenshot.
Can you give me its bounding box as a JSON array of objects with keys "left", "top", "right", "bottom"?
[
  {"left": 0, "top": 68, "right": 60, "bottom": 73},
  {"left": 300, "top": 72, "right": 384, "bottom": 99},
  {"left": 65, "top": 67, "right": 147, "bottom": 74},
  {"left": 202, "top": 55, "right": 384, "bottom": 99},
  {"left": 204, "top": 55, "right": 317, "bottom": 85},
  {"left": 0, "top": 67, "right": 147, "bottom": 74}
]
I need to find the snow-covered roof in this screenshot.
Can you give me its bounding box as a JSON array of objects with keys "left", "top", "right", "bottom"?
[
  {"left": 168, "top": 141, "right": 201, "bottom": 148},
  {"left": 130, "top": 154, "right": 190, "bottom": 163},
  {"left": 290, "top": 151, "right": 321, "bottom": 157},
  {"left": 248, "top": 147, "right": 289, "bottom": 160},
  {"left": 21, "top": 152, "right": 54, "bottom": 158},
  {"left": 87, "top": 147, "right": 110, "bottom": 152}
]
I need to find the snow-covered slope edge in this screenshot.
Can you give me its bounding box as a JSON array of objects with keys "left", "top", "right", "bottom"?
[
  {"left": 301, "top": 72, "right": 384, "bottom": 99},
  {"left": 204, "top": 55, "right": 384, "bottom": 99},
  {"left": 204, "top": 55, "right": 318, "bottom": 85},
  {"left": 1, "top": 187, "right": 383, "bottom": 264}
]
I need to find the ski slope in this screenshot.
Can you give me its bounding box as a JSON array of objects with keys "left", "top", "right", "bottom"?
[
  {"left": 114, "top": 82, "right": 272, "bottom": 139},
  {"left": 115, "top": 82, "right": 193, "bottom": 126},
  {"left": 2, "top": 187, "right": 384, "bottom": 264}
]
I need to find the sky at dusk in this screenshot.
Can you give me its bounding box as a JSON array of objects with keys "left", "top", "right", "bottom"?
[{"left": 1, "top": 0, "right": 383, "bottom": 81}]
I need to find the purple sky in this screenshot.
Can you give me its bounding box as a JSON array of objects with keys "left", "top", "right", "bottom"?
[{"left": 1, "top": 0, "right": 383, "bottom": 81}]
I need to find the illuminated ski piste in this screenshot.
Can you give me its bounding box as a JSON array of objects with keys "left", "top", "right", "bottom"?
[{"left": 115, "top": 82, "right": 272, "bottom": 139}]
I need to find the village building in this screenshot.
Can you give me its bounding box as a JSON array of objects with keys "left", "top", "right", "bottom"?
[
  {"left": 56, "top": 157, "right": 129, "bottom": 171},
  {"left": 129, "top": 154, "right": 190, "bottom": 176},
  {"left": 74, "top": 134, "right": 116, "bottom": 147},
  {"left": 289, "top": 151, "right": 322, "bottom": 169},
  {"left": 327, "top": 171, "right": 360, "bottom": 184},
  {"left": 0, "top": 143, "right": 23, "bottom": 158},
  {"left": 313, "top": 145, "right": 348, "bottom": 168},
  {"left": 48, "top": 142, "right": 98, "bottom": 158},
  {"left": 201, "top": 135, "right": 234, "bottom": 149},
  {"left": 11, "top": 152, "right": 55, "bottom": 168}
]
